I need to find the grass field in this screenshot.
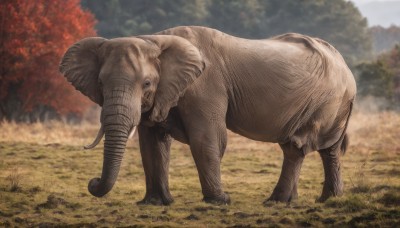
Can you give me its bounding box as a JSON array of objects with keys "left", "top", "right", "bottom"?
[{"left": 0, "top": 111, "right": 399, "bottom": 227}]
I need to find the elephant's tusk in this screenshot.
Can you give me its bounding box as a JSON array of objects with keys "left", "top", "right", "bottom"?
[
  {"left": 128, "top": 126, "right": 137, "bottom": 139},
  {"left": 84, "top": 125, "right": 104, "bottom": 150}
]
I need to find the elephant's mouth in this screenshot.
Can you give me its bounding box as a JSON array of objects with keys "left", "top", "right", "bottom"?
[
  {"left": 141, "top": 103, "right": 151, "bottom": 112},
  {"left": 141, "top": 101, "right": 153, "bottom": 113}
]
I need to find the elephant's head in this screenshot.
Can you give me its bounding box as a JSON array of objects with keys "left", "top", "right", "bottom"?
[{"left": 59, "top": 35, "right": 204, "bottom": 197}]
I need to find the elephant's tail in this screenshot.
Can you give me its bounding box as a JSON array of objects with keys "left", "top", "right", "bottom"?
[
  {"left": 339, "top": 101, "right": 353, "bottom": 156},
  {"left": 340, "top": 133, "right": 349, "bottom": 156},
  {"left": 321, "top": 101, "right": 353, "bottom": 156}
]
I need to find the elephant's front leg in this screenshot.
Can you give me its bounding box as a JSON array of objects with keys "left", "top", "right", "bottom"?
[
  {"left": 182, "top": 104, "right": 229, "bottom": 204},
  {"left": 189, "top": 127, "right": 229, "bottom": 205},
  {"left": 137, "top": 125, "right": 173, "bottom": 205},
  {"left": 266, "top": 142, "right": 305, "bottom": 203}
]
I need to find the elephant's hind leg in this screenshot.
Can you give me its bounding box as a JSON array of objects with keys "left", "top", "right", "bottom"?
[
  {"left": 266, "top": 142, "right": 304, "bottom": 203},
  {"left": 137, "top": 125, "right": 173, "bottom": 205},
  {"left": 317, "top": 137, "right": 345, "bottom": 202}
]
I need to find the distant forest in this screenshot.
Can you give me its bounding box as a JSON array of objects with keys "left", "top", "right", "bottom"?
[
  {"left": 82, "top": 0, "right": 400, "bottom": 110},
  {"left": 370, "top": 25, "right": 400, "bottom": 53},
  {"left": 81, "top": 0, "right": 373, "bottom": 67}
]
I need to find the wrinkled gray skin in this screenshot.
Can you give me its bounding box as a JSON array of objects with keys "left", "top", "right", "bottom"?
[{"left": 60, "top": 26, "right": 356, "bottom": 205}]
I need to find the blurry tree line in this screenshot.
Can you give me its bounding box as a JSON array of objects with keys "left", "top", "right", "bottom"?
[
  {"left": 0, "top": 0, "right": 399, "bottom": 122},
  {"left": 79, "top": 0, "right": 400, "bottom": 109},
  {"left": 356, "top": 45, "right": 400, "bottom": 106},
  {"left": 359, "top": 25, "right": 400, "bottom": 108},
  {"left": 370, "top": 25, "right": 400, "bottom": 53},
  {"left": 81, "top": 0, "right": 372, "bottom": 66}
]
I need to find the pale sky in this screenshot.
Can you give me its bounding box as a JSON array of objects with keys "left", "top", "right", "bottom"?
[
  {"left": 352, "top": 0, "right": 400, "bottom": 4},
  {"left": 350, "top": 0, "right": 400, "bottom": 27}
]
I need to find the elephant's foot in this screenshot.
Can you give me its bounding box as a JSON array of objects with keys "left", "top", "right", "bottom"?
[
  {"left": 137, "top": 192, "right": 174, "bottom": 206},
  {"left": 265, "top": 187, "right": 297, "bottom": 204},
  {"left": 203, "top": 192, "right": 230, "bottom": 205},
  {"left": 290, "top": 187, "right": 298, "bottom": 201},
  {"left": 265, "top": 193, "right": 290, "bottom": 203},
  {"left": 316, "top": 182, "right": 343, "bottom": 203}
]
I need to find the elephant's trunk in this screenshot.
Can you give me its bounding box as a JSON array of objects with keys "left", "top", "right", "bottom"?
[
  {"left": 88, "top": 127, "right": 129, "bottom": 197},
  {"left": 88, "top": 85, "right": 140, "bottom": 197}
]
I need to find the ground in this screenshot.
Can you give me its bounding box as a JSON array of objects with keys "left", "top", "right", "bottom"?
[{"left": 0, "top": 111, "right": 399, "bottom": 227}]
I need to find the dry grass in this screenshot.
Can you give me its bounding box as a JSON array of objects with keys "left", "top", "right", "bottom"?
[
  {"left": 0, "top": 111, "right": 399, "bottom": 227},
  {"left": 0, "top": 121, "right": 99, "bottom": 146}
]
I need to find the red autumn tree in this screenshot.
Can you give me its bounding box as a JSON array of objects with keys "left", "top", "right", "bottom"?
[{"left": 0, "top": 0, "right": 97, "bottom": 121}]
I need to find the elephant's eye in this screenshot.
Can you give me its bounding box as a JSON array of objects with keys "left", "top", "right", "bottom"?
[{"left": 143, "top": 80, "right": 151, "bottom": 89}]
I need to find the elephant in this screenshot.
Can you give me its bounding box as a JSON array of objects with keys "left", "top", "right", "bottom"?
[{"left": 59, "top": 26, "right": 356, "bottom": 205}]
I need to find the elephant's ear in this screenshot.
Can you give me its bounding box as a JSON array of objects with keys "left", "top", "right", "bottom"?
[
  {"left": 140, "top": 35, "right": 205, "bottom": 122},
  {"left": 59, "top": 37, "right": 107, "bottom": 106}
]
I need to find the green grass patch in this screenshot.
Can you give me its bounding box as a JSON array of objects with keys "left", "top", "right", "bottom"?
[
  {"left": 0, "top": 114, "right": 400, "bottom": 227},
  {"left": 325, "top": 195, "right": 369, "bottom": 212}
]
